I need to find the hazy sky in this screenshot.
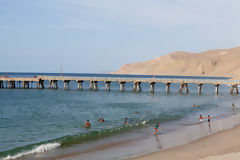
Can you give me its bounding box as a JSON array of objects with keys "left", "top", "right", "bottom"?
[{"left": 0, "top": 0, "right": 240, "bottom": 73}]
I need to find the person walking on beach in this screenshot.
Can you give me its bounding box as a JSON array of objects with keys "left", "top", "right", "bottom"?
[
  {"left": 199, "top": 115, "right": 203, "bottom": 123},
  {"left": 154, "top": 123, "right": 159, "bottom": 135},
  {"left": 84, "top": 120, "right": 91, "bottom": 128}
]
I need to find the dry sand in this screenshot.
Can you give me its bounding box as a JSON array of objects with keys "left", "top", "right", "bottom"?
[
  {"left": 130, "top": 124, "right": 240, "bottom": 160},
  {"left": 115, "top": 46, "right": 240, "bottom": 79}
]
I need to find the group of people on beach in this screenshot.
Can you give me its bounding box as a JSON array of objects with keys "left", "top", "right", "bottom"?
[
  {"left": 84, "top": 102, "right": 236, "bottom": 136},
  {"left": 154, "top": 102, "right": 237, "bottom": 135},
  {"left": 199, "top": 115, "right": 211, "bottom": 124}
]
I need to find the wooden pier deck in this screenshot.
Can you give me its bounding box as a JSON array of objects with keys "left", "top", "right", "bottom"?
[{"left": 0, "top": 76, "right": 240, "bottom": 94}]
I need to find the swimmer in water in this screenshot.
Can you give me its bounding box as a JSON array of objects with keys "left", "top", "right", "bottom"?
[
  {"left": 124, "top": 120, "right": 128, "bottom": 125},
  {"left": 193, "top": 104, "right": 199, "bottom": 108},
  {"left": 98, "top": 118, "right": 104, "bottom": 122},
  {"left": 84, "top": 120, "right": 91, "bottom": 128},
  {"left": 154, "top": 123, "right": 159, "bottom": 135},
  {"left": 199, "top": 115, "right": 203, "bottom": 123},
  {"left": 134, "top": 111, "right": 139, "bottom": 114}
]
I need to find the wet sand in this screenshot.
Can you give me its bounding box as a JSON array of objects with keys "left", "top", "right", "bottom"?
[{"left": 131, "top": 122, "right": 240, "bottom": 160}]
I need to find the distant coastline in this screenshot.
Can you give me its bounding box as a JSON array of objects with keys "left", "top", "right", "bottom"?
[{"left": 114, "top": 46, "right": 240, "bottom": 79}]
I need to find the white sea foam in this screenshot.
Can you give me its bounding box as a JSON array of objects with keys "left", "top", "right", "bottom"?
[
  {"left": 3, "top": 142, "right": 60, "bottom": 160},
  {"left": 142, "top": 121, "right": 146, "bottom": 125}
]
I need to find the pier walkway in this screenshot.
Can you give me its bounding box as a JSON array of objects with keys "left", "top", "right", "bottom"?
[{"left": 0, "top": 76, "right": 240, "bottom": 94}]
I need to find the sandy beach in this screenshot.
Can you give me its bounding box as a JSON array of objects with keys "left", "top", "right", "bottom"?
[{"left": 131, "top": 123, "right": 240, "bottom": 160}]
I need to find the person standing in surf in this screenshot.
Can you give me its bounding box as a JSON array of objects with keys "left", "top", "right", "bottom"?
[
  {"left": 199, "top": 115, "right": 203, "bottom": 123},
  {"left": 207, "top": 115, "right": 210, "bottom": 122},
  {"left": 154, "top": 123, "right": 159, "bottom": 135}
]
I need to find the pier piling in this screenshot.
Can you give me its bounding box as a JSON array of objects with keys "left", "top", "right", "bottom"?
[
  {"left": 77, "top": 80, "right": 83, "bottom": 90},
  {"left": 235, "top": 85, "right": 239, "bottom": 94},
  {"left": 198, "top": 84, "right": 202, "bottom": 94},
  {"left": 89, "top": 81, "right": 94, "bottom": 90},
  {"left": 215, "top": 84, "right": 219, "bottom": 94},
  {"left": 230, "top": 84, "right": 239, "bottom": 94},
  {"left": 93, "top": 81, "right": 98, "bottom": 91},
  {"left": 105, "top": 81, "right": 111, "bottom": 91},
  {"left": 150, "top": 82, "right": 155, "bottom": 93},
  {"left": 179, "top": 83, "right": 184, "bottom": 93},
  {"left": 133, "top": 82, "right": 137, "bottom": 92},
  {"left": 136, "top": 82, "right": 142, "bottom": 92},
  {"left": 64, "top": 80, "right": 70, "bottom": 89},
  {"left": 120, "top": 81, "right": 125, "bottom": 92},
  {"left": 184, "top": 83, "right": 189, "bottom": 93},
  {"left": 165, "top": 83, "right": 171, "bottom": 93}
]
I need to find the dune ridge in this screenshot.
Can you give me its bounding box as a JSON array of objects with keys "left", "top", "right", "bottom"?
[{"left": 114, "top": 47, "right": 240, "bottom": 79}]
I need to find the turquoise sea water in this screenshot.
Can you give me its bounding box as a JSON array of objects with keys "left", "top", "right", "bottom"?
[{"left": 0, "top": 73, "right": 239, "bottom": 159}]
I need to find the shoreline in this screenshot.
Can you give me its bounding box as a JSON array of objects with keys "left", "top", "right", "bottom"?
[
  {"left": 2, "top": 107, "right": 240, "bottom": 160},
  {"left": 27, "top": 112, "right": 240, "bottom": 160},
  {"left": 130, "top": 121, "right": 240, "bottom": 160}
]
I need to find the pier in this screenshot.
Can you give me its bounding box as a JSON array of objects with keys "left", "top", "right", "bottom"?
[{"left": 0, "top": 76, "right": 240, "bottom": 94}]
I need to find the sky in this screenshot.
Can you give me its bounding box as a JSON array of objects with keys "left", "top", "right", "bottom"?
[{"left": 0, "top": 0, "right": 240, "bottom": 73}]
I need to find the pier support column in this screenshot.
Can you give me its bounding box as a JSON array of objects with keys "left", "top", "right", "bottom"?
[
  {"left": 12, "top": 81, "right": 16, "bottom": 88},
  {"left": 230, "top": 84, "right": 235, "bottom": 94},
  {"left": 26, "top": 81, "right": 29, "bottom": 88},
  {"left": 67, "top": 81, "right": 70, "bottom": 89},
  {"left": 198, "top": 84, "right": 202, "bottom": 94},
  {"left": 93, "top": 81, "right": 98, "bottom": 91},
  {"left": 0, "top": 81, "right": 2, "bottom": 88},
  {"left": 184, "top": 83, "right": 189, "bottom": 93},
  {"left": 52, "top": 80, "right": 58, "bottom": 89},
  {"left": 51, "top": 80, "right": 55, "bottom": 88},
  {"left": 49, "top": 80, "right": 52, "bottom": 89},
  {"left": 40, "top": 80, "right": 44, "bottom": 89},
  {"left": 231, "top": 84, "right": 239, "bottom": 94},
  {"left": 150, "top": 82, "right": 155, "bottom": 93},
  {"left": 64, "top": 80, "right": 70, "bottom": 89},
  {"left": 8, "top": 81, "right": 10, "bottom": 88},
  {"left": 179, "top": 83, "right": 184, "bottom": 93},
  {"left": 133, "top": 82, "right": 137, "bottom": 92},
  {"left": 105, "top": 81, "right": 111, "bottom": 91},
  {"left": 165, "top": 83, "right": 171, "bottom": 93},
  {"left": 89, "top": 81, "right": 94, "bottom": 90},
  {"left": 215, "top": 84, "right": 219, "bottom": 95},
  {"left": 77, "top": 80, "right": 83, "bottom": 90},
  {"left": 18, "top": 81, "right": 21, "bottom": 88},
  {"left": 22, "top": 81, "right": 25, "bottom": 89},
  {"left": 31, "top": 81, "right": 33, "bottom": 88},
  {"left": 120, "top": 81, "right": 125, "bottom": 92},
  {"left": 22, "top": 81, "right": 29, "bottom": 88},
  {"left": 235, "top": 85, "right": 239, "bottom": 94},
  {"left": 136, "top": 82, "right": 142, "bottom": 92},
  {"left": 0, "top": 81, "right": 4, "bottom": 88}
]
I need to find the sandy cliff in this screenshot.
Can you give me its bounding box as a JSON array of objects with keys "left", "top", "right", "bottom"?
[{"left": 114, "top": 47, "right": 240, "bottom": 78}]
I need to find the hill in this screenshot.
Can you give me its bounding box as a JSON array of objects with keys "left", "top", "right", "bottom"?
[{"left": 114, "top": 47, "right": 240, "bottom": 79}]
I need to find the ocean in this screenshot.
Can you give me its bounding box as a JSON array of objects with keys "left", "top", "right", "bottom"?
[{"left": 0, "top": 72, "right": 239, "bottom": 160}]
